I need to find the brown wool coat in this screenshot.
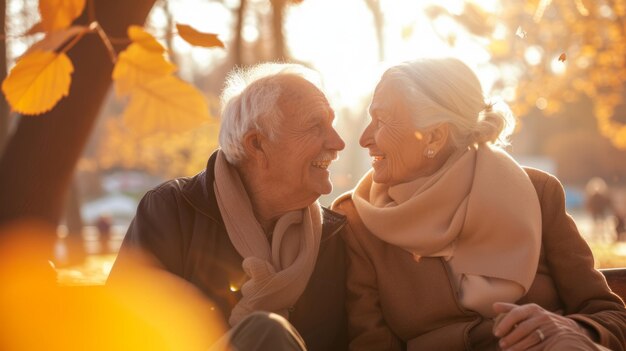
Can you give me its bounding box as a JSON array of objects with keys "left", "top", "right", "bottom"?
[
  {"left": 108, "top": 151, "right": 349, "bottom": 351},
  {"left": 332, "top": 167, "right": 626, "bottom": 351}
]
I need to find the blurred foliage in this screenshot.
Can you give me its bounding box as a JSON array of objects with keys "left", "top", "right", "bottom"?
[
  {"left": 431, "top": 0, "right": 626, "bottom": 149},
  {"left": 497, "top": 0, "right": 626, "bottom": 149},
  {"left": 95, "top": 95, "right": 220, "bottom": 178}
]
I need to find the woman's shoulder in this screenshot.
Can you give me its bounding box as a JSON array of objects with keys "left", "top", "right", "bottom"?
[
  {"left": 330, "top": 191, "right": 354, "bottom": 213},
  {"left": 331, "top": 191, "right": 367, "bottom": 228}
]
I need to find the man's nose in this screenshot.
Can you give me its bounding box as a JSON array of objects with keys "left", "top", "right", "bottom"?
[{"left": 327, "top": 127, "right": 345, "bottom": 151}]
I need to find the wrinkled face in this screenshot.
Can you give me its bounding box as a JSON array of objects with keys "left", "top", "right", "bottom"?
[
  {"left": 360, "top": 79, "right": 429, "bottom": 186},
  {"left": 263, "top": 77, "right": 345, "bottom": 205}
]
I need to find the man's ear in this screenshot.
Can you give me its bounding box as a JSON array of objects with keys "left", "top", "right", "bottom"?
[
  {"left": 426, "top": 123, "right": 450, "bottom": 154},
  {"left": 243, "top": 130, "right": 268, "bottom": 167}
]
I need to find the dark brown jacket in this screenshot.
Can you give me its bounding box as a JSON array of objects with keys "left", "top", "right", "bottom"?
[
  {"left": 332, "top": 167, "right": 626, "bottom": 351},
  {"left": 108, "top": 151, "right": 349, "bottom": 351}
]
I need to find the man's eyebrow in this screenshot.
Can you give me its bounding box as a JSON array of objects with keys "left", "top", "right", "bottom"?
[
  {"left": 309, "top": 107, "right": 334, "bottom": 121},
  {"left": 302, "top": 112, "right": 326, "bottom": 127}
]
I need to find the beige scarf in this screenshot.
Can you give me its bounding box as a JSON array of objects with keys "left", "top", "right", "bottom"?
[
  {"left": 352, "top": 145, "right": 541, "bottom": 317},
  {"left": 213, "top": 151, "right": 323, "bottom": 326}
]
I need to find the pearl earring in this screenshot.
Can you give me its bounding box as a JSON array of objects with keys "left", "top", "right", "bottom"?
[{"left": 425, "top": 149, "right": 435, "bottom": 158}]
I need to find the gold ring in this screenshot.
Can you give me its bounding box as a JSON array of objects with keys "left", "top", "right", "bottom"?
[{"left": 536, "top": 328, "right": 545, "bottom": 342}]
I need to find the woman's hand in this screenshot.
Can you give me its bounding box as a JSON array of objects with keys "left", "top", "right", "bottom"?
[{"left": 492, "top": 302, "right": 596, "bottom": 350}]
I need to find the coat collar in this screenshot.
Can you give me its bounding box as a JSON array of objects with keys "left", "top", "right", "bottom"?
[{"left": 179, "top": 150, "right": 346, "bottom": 240}]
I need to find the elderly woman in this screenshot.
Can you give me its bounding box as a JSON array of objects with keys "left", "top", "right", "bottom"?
[{"left": 332, "top": 58, "right": 626, "bottom": 350}]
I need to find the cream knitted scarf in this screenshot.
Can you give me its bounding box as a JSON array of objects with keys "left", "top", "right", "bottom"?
[
  {"left": 213, "top": 151, "right": 323, "bottom": 326},
  {"left": 352, "top": 145, "right": 542, "bottom": 317}
]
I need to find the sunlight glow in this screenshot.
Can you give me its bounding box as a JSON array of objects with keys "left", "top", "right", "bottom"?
[
  {"left": 551, "top": 56, "right": 567, "bottom": 75},
  {"left": 242, "top": 24, "right": 260, "bottom": 42},
  {"left": 525, "top": 46, "right": 543, "bottom": 66},
  {"left": 285, "top": 0, "right": 497, "bottom": 111}
]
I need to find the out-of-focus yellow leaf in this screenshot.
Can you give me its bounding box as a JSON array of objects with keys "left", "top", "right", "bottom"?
[
  {"left": 128, "top": 25, "right": 165, "bottom": 53},
  {"left": 39, "top": 0, "right": 86, "bottom": 32},
  {"left": 176, "top": 24, "right": 225, "bottom": 48},
  {"left": 26, "top": 25, "right": 87, "bottom": 54},
  {"left": 488, "top": 39, "right": 510, "bottom": 58},
  {"left": 124, "top": 75, "right": 209, "bottom": 136},
  {"left": 112, "top": 43, "right": 176, "bottom": 97},
  {"left": 2, "top": 51, "right": 74, "bottom": 115}
]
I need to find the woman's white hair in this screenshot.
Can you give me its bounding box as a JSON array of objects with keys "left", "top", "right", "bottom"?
[
  {"left": 219, "top": 62, "right": 322, "bottom": 164},
  {"left": 380, "top": 57, "right": 515, "bottom": 149}
]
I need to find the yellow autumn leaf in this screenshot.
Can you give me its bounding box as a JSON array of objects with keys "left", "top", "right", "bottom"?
[
  {"left": 176, "top": 24, "right": 225, "bottom": 48},
  {"left": 128, "top": 25, "right": 165, "bottom": 53},
  {"left": 1, "top": 50, "right": 74, "bottom": 115},
  {"left": 39, "top": 0, "right": 86, "bottom": 32},
  {"left": 112, "top": 43, "right": 176, "bottom": 97},
  {"left": 124, "top": 75, "right": 209, "bottom": 136}
]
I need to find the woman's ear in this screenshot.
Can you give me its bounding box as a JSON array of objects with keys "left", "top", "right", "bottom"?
[
  {"left": 243, "top": 130, "right": 269, "bottom": 167},
  {"left": 426, "top": 123, "right": 450, "bottom": 154}
]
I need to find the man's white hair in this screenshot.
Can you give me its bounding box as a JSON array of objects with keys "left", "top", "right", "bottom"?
[{"left": 219, "top": 62, "right": 322, "bottom": 164}]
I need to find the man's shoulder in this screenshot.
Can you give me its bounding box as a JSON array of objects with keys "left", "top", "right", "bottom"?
[
  {"left": 139, "top": 171, "right": 218, "bottom": 218},
  {"left": 320, "top": 206, "right": 347, "bottom": 241},
  {"left": 145, "top": 174, "right": 198, "bottom": 201},
  {"left": 321, "top": 206, "right": 346, "bottom": 223}
]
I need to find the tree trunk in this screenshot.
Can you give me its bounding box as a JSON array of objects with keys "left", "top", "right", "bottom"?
[
  {"left": 269, "top": 0, "right": 287, "bottom": 61},
  {"left": 233, "top": 0, "right": 247, "bottom": 66},
  {"left": 62, "top": 177, "right": 86, "bottom": 265},
  {"left": 364, "top": 0, "right": 385, "bottom": 61},
  {"left": 0, "top": 0, "right": 10, "bottom": 157},
  {"left": 0, "top": 0, "right": 157, "bottom": 228},
  {"left": 162, "top": 0, "right": 178, "bottom": 66}
]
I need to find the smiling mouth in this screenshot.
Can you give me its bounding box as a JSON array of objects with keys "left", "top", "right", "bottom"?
[
  {"left": 373, "top": 156, "right": 385, "bottom": 162},
  {"left": 312, "top": 160, "right": 332, "bottom": 169}
]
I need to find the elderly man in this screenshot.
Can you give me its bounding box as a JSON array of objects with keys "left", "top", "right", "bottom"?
[{"left": 107, "top": 63, "right": 347, "bottom": 350}]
